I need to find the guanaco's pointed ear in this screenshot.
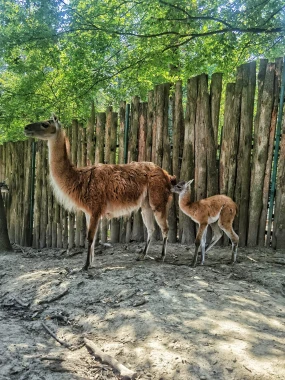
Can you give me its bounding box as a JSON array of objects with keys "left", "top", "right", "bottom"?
[
  {"left": 186, "top": 179, "right": 194, "bottom": 188},
  {"left": 52, "top": 114, "right": 61, "bottom": 128}
]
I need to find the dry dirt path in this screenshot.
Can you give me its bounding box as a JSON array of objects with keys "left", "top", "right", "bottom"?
[{"left": 0, "top": 243, "right": 285, "bottom": 380}]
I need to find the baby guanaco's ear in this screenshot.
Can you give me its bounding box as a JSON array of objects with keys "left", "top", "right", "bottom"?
[{"left": 186, "top": 179, "right": 194, "bottom": 188}]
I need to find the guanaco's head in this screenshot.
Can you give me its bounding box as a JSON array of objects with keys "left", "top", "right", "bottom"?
[
  {"left": 24, "top": 114, "right": 61, "bottom": 140},
  {"left": 171, "top": 179, "right": 194, "bottom": 195}
]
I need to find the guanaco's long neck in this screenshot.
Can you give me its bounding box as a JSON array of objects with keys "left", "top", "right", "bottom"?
[
  {"left": 48, "top": 129, "right": 79, "bottom": 188},
  {"left": 179, "top": 188, "right": 192, "bottom": 212}
]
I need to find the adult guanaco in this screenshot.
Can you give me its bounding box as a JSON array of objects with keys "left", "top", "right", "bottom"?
[
  {"left": 171, "top": 179, "right": 239, "bottom": 267},
  {"left": 24, "top": 115, "right": 176, "bottom": 270}
]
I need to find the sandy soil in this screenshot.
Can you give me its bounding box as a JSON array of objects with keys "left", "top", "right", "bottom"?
[{"left": 0, "top": 242, "right": 285, "bottom": 380}]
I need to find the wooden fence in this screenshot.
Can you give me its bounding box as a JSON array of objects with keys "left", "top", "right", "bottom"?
[{"left": 1, "top": 58, "right": 285, "bottom": 249}]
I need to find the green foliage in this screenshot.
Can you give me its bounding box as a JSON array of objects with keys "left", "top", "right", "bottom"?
[{"left": 0, "top": 0, "right": 284, "bottom": 142}]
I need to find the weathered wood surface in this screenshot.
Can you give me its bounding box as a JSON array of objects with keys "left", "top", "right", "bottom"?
[
  {"left": 248, "top": 62, "right": 275, "bottom": 246},
  {"left": 273, "top": 117, "right": 285, "bottom": 249},
  {"left": 179, "top": 77, "right": 197, "bottom": 244},
  {"left": 235, "top": 62, "right": 256, "bottom": 247},
  {"left": 210, "top": 73, "right": 223, "bottom": 150}
]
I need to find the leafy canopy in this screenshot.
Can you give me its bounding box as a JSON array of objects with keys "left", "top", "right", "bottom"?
[{"left": 0, "top": 0, "right": 284, "bottom": 142}]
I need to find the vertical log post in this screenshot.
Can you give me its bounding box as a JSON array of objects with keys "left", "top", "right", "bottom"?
[
  {"left": 110, "top": 112, "right": 120, "bottom": 243},
  {"left": 146, "top": 91, "right": 154, "bottom": 162},
  {"left": 95, "top": 112, "right": 106, "bottom": 244},
  {"left": 130, "top": 96, "right": 144, "bottom": 242},
  {"left": 248, "top": 62, "right": 275, "bottom": 246},
  {"left": 235, "top": 62, "right": 256, "bottom": 247},
  {"left": 194, "top": 75, "right": 208, "bottom": 201},
  {"left": 273, "top": 116, "right": 285, "bottom": 248},
  {"left": 179, "top": 77, "right": 198, "bottom": 244},
  {"left": 101, "top": 107, "right": 112, "bottom": 243},
  {"left": 210, "top": 73, "right": 223, "bottom": 150},
  {"left": 118, "top": 101, "right": 127, "bottom": 243},
  {"left": 87, "top": 101, "right": 95, "bottom": 166},
  {"left": 33, "top": 141, "right": 42, "bottom": 248},
  {"left": 259, "top": 58, "right": 283, "bottom": 246},
  {"left": 40, "top": 142, "right": 48, "bottom": 248}
]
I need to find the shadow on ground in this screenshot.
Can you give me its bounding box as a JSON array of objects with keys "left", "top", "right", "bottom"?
[{"left": 0, "top": 242, "right": 285, "bottom": 379}]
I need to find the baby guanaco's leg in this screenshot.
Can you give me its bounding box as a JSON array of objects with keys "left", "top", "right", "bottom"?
[{"left": 192, "top": 223, "right": 208, "bottom": 267}]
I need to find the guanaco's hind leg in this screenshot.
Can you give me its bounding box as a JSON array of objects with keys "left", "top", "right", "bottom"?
[
  {"left": 137, "top": 205, "right": 156, "bottom": 261},
  {"left": 205, "top": 221, "right": 223, "bottom": 254},
  {"left": 192, "top": 223, "right": 208, "bottom": 267},
  {"left": 83, "top": 214, "right": 100, "bottom": 270},
  {"left": 218, "top": 223, "right": 239, "bottom": 264},
  {"left": 153, "top": 210, "right": 169, "bottom": 261},
  {"left": 219, "top": 206, "right": 239, "bottom": 264}
]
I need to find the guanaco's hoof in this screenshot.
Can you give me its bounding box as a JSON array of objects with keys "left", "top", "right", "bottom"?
[
  {"left": 136, "top": 255, "right": 145, "bottom": 261},
  {"left": 155, "top": 256, "right": 165, "bottom": 262}
]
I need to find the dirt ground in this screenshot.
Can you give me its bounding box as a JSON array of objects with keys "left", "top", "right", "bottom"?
[{"left": 0, "top": 241, "right": 285, "bottom": 380}]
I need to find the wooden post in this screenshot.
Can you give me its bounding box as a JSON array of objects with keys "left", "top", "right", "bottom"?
[
  {"left": 33, "top": 141, "right": 43, "bottom": 248},
  {"left": 248, "top": 62, "right": 275, "bottom": 246},
  {"left": 81, "top": 127, "right": 87, "bottom": 247},
  {"left": 94, "top": 112, "right": 106, "bottom": 244},
  {"left": 16, "top": 142, "right": 25, "bottom": 244},
  {"left": 154, "top": 85, "right": 165, "bottom": 168},
  {"left": 235, "top": 62, "right": 256, "bottom": 247},
  {"left": 206, "top": 76, "right": 219, "bottom": 198},
  {"left": 259, "top": 58, "right": 283, "bottom": 246},
  {"left": 95, "top": 113, "right": 106, "bottom": 164},
  {"left": 151, "top": 87, "right": 158, "bottom": 164},
  {"left": 273, "top": 117, "right": 285, "bottom": 248},
  {"left": 87, "top": 101, "right": 95, "bottom": 166},
  {"left": 22, "top": 140, "right": 32, "bottom": 246},
  {"left": 194, "top": 75, "right": 208, "bottom": 201},
  {"left": 68, "top": 120, "right": 79, "bottom": 250},
  {"left": 138, "top": 103, "right": 148, "bottom": 162},
  {"left": 179, "top": 77, "right": 198, "bottom": 244},
  {"left": 130, "top": 96, "right": 144, "bottom": 242},
  {"left": 228, "top": 66, "right": 243, "bottom": 200},
  {"left": 40, "top": 142, "right": 48, "bottom": 248},
  {"left": 172, "top": 80, "right": 184, "bottom": 181},
  {"left": 146, "top": 91, "right": 154, "bottom": 162},
  {"left": 101, "top": 107, "right": 112, "bottom": 243},
  {"left": 160, "top": 83, "right": 176, "bottom": 243},
  {"left": 210, "top": 73, "right": 223, "bottom": 150},
  {"left": 118, "top": 101, "right": 128, "bottom": 243},
  {"left": 219, "top": 68, "right": 243, "bottom": 246},
  {"left": 219, "top": 83, "right": 236, "bottom": 195},
  {"left": 118, "top": 101, "right": 126, "bottom": 165},
  {"left": 110, "top": 112, "right": 120, "bottom": 243},
  {"left": 75, "top": 124, "right": 83, "bottom": 247}
]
